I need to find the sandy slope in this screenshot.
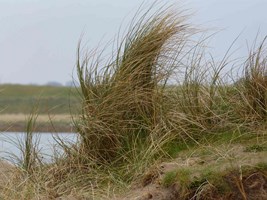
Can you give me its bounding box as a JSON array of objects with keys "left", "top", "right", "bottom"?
[{"left": 112, "top": 144, "right": 267, "bottom": 200}]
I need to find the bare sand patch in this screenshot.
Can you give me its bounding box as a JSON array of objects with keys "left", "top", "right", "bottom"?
[
  {"left": 0, "top": 114, "right": 72, "bottom": 123},
  {"left": 113, "top": 144, "right": 267, "bottom": 200}
]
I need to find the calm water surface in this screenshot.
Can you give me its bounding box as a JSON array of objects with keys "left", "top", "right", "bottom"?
[{"left": 0, "top": 132, "right": 77, "bottom": 163}]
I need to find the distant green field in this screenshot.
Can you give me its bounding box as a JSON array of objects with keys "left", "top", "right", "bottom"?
[{"left": 0, "top": 84, "right": 81, "bottom": 114}]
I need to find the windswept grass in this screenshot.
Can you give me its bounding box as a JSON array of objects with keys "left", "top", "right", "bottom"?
[
  {"left": 74, "top": 6, "right": 194, "bottom": 166},
  {"left": 1, "top": 2, "right": 267, "bottom": 200},
  {"left": 233, "top": 37, "right": 267, "bottom": 123}
]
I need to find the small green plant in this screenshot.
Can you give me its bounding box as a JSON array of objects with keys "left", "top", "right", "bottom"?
[
  {"left": 162, "top": 168, "right": 191, "bottom": 187},
  {"left": 177, "top": 168, "right": 191, "bottom": 186},
  {"left": 163, "top": 139, "right": 193, "bottom": 158},
  {"left": 18, "top": 106, "right": 42, "bottom": 174},
  {"left": 162, "top": 170, "right": 178, "bottom": 187}
]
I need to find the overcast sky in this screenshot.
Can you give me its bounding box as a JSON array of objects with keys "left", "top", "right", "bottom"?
[{"left": 0, "top": 0, "right": 267, "bottom": 85}]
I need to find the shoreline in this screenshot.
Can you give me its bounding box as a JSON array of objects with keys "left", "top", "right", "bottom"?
[
  {"left": 0, "top": 122, "right": 74, "bottom": 133},
  {"left": 0, "top": 114, "right": 75, "bottom": 133}
]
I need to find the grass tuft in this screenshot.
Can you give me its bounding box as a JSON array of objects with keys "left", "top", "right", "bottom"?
[
  {"left": 233, "top": 36, "right": 267, "bottom": 123},
  {"left": 74, "top": 5, "right": 193, "bottom": 166}
]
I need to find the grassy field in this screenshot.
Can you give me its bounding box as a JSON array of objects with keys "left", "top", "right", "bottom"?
[
  {"left": 0, "top": 84, "right": 80, "bottom": 132},
  {"left": 0, "top": 84, "right": 80, "bottom": 114},
  {"left": 0, "top": 3, "right": 267, "bottom": 199}
]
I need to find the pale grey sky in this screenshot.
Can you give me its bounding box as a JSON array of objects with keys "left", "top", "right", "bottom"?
[{"left": 0, "top": 0, "right": 267, "bottom": 85}]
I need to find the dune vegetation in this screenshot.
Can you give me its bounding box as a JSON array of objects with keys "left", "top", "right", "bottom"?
[{"left": 0, "top": 3, "right": 267, "bottom": 200}]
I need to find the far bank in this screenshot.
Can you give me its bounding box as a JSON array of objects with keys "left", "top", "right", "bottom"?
[{"left": 0, "top": 114, "right": 74, "bottom": 133}]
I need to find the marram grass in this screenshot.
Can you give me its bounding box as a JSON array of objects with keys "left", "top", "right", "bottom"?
[
  {"left": 1, "top": 3, "right": 267, "bottom": 200},
  {"left": 75, "top": 5, "right": 193, "bottom": 164}
]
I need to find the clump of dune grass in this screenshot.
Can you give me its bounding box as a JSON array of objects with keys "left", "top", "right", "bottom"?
[
  {"left": 74, "top": 5, "right": 193, "bottom": 165},
  {"left": 0, "top": 109, "right": 45, "bottom": 199},
  {"left": 233, "top": 37, "right": 267, "bottom": 123},
  {"left": 44, "top": 4, "right": 241, "bottom": 197},
  {"left": 42, "top": 4, "right": 200, "bottom": 197},
  {"left": 6, "top": 107, "right": 43, "bottom": 174},
  {"left": 1, "top": 4, "right": 197, "bottom": 198},
  {"left": 165, "top": 41, "right": 233, "bottom": 142},
  {"left": 21, "top": 112, "right": 41, "bottom": 173}
]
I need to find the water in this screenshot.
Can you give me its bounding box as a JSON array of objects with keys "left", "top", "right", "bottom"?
[{"left": 0, "top": 132, "right": 78, "bottom": 163}]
